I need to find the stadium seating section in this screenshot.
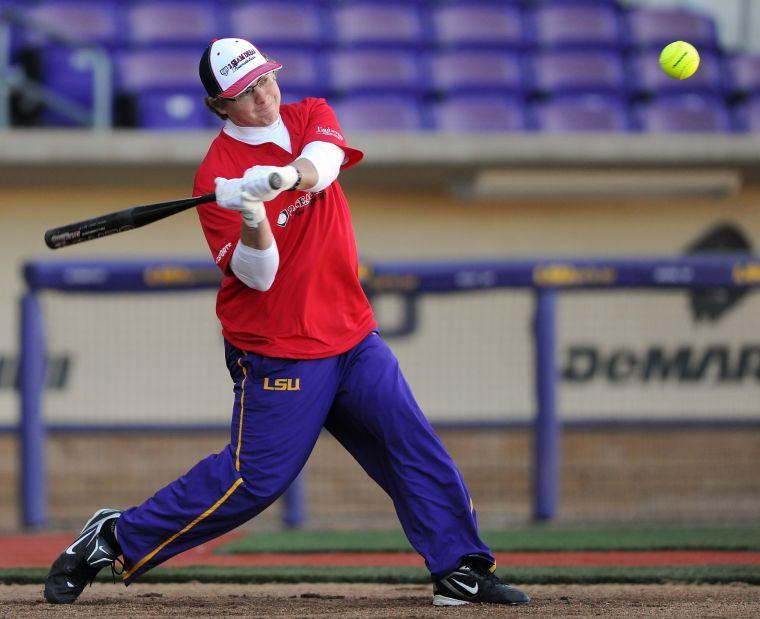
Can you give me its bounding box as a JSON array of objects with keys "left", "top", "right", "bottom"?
[{"left": 2, "top": 0, "right": 758, "bottom": 132}]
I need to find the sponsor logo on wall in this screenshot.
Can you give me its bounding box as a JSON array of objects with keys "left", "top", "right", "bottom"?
[{"left": 563, "top": 345, "right": 760, "bottom": 384}]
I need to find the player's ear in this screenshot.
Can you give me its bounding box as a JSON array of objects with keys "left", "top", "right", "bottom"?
[{"left": 205, "top": 96, "right": 228, "bottom": 120}]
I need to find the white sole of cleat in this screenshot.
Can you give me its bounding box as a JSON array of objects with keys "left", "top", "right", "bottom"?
[{"left": 433, "top": 594, "right": 471, "bottom": 606}]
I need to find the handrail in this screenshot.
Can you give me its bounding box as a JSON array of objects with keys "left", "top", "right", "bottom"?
[{"left": 0, "top": 7, "right": 112, "bottom": 128}]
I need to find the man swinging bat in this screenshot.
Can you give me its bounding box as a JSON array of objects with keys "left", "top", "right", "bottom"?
[{"left": 43, "top": 37, "right": 530, "bottom": 608}]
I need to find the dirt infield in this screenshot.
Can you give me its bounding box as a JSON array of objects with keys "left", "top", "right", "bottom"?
[{"left": 1, "top": 583, "right": 758, "bottom": 618}]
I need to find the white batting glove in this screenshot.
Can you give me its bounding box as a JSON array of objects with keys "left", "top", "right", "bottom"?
[
  {"left": 214, "top": 177, "right": 267, "bottom": 227},
  {"left": 243, "top": 165, "right": 300, "bottom": 201}
]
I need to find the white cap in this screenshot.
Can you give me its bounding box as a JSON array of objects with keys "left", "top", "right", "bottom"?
[{"left": 199, "top": 38, "right": 282, "bottom": 98}]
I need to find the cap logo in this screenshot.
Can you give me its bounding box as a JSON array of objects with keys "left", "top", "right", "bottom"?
[{"left": 219, "top": 48, "right": 257, "bottom": 77}]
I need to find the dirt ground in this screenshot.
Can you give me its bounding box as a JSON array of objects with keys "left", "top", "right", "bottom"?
[{"left": 0, "top": 583, "right": 758, "bottom": 618}]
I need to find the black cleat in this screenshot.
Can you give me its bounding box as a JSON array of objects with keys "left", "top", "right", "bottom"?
[
  {"left": 433, "top": 555, "right": 530, "bottom": 606},
  {"left": 44, "top": 508, "right": 122, "bottom": 604}
]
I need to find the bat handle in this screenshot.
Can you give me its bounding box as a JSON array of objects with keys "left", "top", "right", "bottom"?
[{"left": 268, "top": 172, "right": 284, "bottom": 190}]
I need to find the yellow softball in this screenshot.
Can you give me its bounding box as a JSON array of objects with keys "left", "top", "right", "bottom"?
[{"left": 659, "top": 41, "right": 700, "bottom": 80}]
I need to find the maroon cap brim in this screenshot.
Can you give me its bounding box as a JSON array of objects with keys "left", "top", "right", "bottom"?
[{"left": 219, "top": 60, "right": 283, "bottom": 98}]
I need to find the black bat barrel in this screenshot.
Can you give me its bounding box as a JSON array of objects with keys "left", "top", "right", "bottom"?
[{"left": 44, "top": 172, "right": 283, "bottom": 249}]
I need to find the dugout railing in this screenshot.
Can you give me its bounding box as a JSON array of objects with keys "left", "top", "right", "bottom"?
[{"left": 18, "top": 256, "right": 760, "bottom": 528}]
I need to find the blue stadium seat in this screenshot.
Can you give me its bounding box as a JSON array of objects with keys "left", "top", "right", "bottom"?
[
  {"left": 332, "top": 95, "right": 424, "bottom": 131},
  {"left": 329, "top": 2, "right": 427, "bottom": 48},
  {"left": 125, "top": 1, "right": 218, "bottom": 47},
  {"left": 427, "top": 50, "right": 523, "bottom": 96},
  {"left": 728, "top": 54, "right": 760, "bottom": 97},
  {"left": 38, "top": 46, "right": 114, "bottom": 126},
  {"left": 327, "top": 50, "right": 423, "bottom": 96},
  {"left": 626, "top": 7, "right": 719, "bottom": 50},
  {"left": 634, "top": 95, "right": 732, "bottom": 133},
  {"left": 630, "top": 50, "right": 724, "bottom": 97},
  {"left": 530, "top": 50, "right": 625, "bottom": 96},
  {"left": 531, "top": 2, "right": 622, "bottom": 50},
  {"left": 25, "top": 1, "right": 120, "bottom": 47},
  {"left": 532, "top": 95, "right": 630, "bottom": 132},
  {"left": 734, "top": 97, "right": 760, "bottom": 132},
  {"left": 134, "top": 90, "right": 208, "bottom": 130},
  {"left": 24, "top": 1, "right": 120, "bottom": 124},
  {"left": 225, "top": 2, "right": 325, "bottom": 50},
  {"left": 3, "top": 0, "right": 38, "bottom": 59},
  {"left": 430, "top": 1, "right": 526, "bottom": 50},
  {"left": 265, "top": 48, "right": 325, "bottom": 99},
  {"left": 431, "top": 95, "right": 527, "bottom": 132},
  {"left": 115, "top": 48, "right": 200, "bottom": 92}
]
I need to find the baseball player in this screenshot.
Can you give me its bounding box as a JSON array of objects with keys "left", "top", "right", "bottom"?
[{"left": 44, "top": 38, "right": 530, "bottom": 607}]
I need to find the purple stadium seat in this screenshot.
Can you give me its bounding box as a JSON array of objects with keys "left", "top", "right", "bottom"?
[
  {"left": 330, "top": 2, "right": 426, "bottom": 48},
  {"left": 533, "top": 95, "right": 629, "bottom": 132},
  {"left": 332, "top": 96, "right": 424, "bottom": 131},
  {"left": 734, "top": 97, "right": 760, "bottom": 132},
  {"left": 226, "top": 2, "right": 324, "bottom": 49},
  {"left": 531, "top": 51, "right": 625, "bottom": 96},
  {"left": 37, "top": 46, "right": 107, "bottom": 98},
  {"left": 532, "top": 3, "right": 621, "bottom": 50},
  {"left": 431, "top": 96, "right": 526, "bottom": 132},
  {"left": 24, "top": 2, "right": 119, "bottom": 120},
  {"left": 428, "top": 51, "right": 523, "bottom": 95},
  {"left": 626, "top": 7, "right": 718, "bottom": 50},
  {"left": 116, "top": 49, "right": 200, "bottom": 92},
  {"left": 327, "top": 50, "right": 422, "bottom": 95},
  {"left": 635, "top": 95, "right": 731, "bottom": 133},
  {"left": 631, "top": 50, "right": 724, "bottom": 96},
  {"left": 728, "top": 54, "right": 760, "bottom": 96},
  {"left": 264, "top": 48, "right": 325, "bottom": 98},
  {"left": 134, "top": 90, "right": 208, "bottom": 130},
  {"left": 25, "top": 1, "right": 120, "bottom": 45},
  {"left": 125, "top": 1, "right": 217, "bottom": 46},
  {"left": 2, "top": 1, "right": 34, "bottom": 59},
  {"left": 431, "top": 2, "right": 525, "bottom": 49}
]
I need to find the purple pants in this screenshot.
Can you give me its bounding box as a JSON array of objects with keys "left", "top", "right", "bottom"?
[{"left": 118, "top": 332, "right": 493, "bottom": 583}]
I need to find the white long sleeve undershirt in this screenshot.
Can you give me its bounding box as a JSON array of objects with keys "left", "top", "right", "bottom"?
[
  {"left": 230, "top": 239, "right": 279, "bottom": 291},
  {"left": 299, "top": 141, "right": 344, "bottom": 192},
  {"left": 224, "top": 117, "right": 345, "bottom": 290}
]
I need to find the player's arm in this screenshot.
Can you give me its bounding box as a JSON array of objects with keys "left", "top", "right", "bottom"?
[
  {"left": 222, "top": 143, "right": 342, "bottom": 289},
  {"left": 242, "top": 142, "right": 345, "bottom": 199},
  {"left": 213, "top": 177, "right": 278, "bottom": 290},
  {"left": 294, "top": 141, "right": 345, "bottom": 192}
]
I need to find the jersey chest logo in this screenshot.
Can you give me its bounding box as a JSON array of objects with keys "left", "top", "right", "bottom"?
[{"left": 276, "top": 191, "right": 322, "bottom": 227}]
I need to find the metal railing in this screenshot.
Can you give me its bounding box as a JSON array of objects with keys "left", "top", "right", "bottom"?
[{"left": 0, "top": 7, "right": 111, "bottom": 129}]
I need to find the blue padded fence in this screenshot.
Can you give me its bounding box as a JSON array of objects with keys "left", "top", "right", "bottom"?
[{"left": 19, "top": 256, "right": 760, "bottom": 528}]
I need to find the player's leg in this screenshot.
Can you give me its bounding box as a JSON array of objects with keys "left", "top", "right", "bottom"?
[
  {"left": 45, "top": 343, "right": 339, "bottom": 601},
  {"left": 117, "top": 348, "right": 339, "bottom": 583},
  {"left": 327, "top": 332, "right": 529, "bottom": 606}
]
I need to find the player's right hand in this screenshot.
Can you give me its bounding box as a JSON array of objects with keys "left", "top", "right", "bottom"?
[
  {"left": 243, "top": 165, "right": 299, "bottom": 201},
  {"left": 214, "top": 177, "right": 267, "bottom": 228}
]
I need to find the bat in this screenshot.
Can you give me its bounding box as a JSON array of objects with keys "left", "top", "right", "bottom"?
[{"left": 44, "top": 172, "right": 284, "bottom": 249}]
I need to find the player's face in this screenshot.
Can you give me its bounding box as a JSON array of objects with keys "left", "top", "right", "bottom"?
[{"left": 222, "top": 70, "right": 281, "bottom": 127}]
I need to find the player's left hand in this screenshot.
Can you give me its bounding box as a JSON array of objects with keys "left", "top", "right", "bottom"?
[
  {"left": 243, "top": 165, "right": 299, "bottom": 201},
  {"left": 214, "top": 177, "right": 267, "bottom": 227}
]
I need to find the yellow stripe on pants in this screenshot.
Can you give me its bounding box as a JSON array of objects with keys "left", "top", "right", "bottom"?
[{"left": 122, "top": 477, "right": 244, "bottom": 581}]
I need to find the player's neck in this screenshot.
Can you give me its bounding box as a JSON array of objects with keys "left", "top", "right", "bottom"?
[{"left": 223, "top": 117, "right": 291, "bottom": 152}]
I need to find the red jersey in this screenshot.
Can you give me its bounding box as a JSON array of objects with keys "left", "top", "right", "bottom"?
[{"left": 194, "top": 98, "right": 376, "bottom": 359}]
